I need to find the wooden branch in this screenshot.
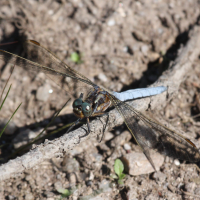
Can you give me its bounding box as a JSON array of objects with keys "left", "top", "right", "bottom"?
[{"left": 1, "top": 26, "right": 200, "bottom": 181}]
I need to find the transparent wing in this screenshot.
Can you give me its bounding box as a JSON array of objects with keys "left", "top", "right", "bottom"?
[
  {"left": 0, "top": 40, "right": 97, "bottom": 97},
  {"left": 109, "top": 93, "right": 200, "bottom": 170}
]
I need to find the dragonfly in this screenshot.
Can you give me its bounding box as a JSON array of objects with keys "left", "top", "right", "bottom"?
[{"left": 0, "top": 40, "right": 200, "bottom": 171}]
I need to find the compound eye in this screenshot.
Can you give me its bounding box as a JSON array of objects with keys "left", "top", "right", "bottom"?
[
  {"left": 82, "top": 102, "right": 92, "bottom": 117},
  {"left": 73, "top": 98, "right": 83, "bottom": 108}
]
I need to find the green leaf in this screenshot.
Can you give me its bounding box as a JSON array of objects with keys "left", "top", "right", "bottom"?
[
  {"left": 110, "top": 174, "right": 118, "bottom": 179},
  {"left": 119, "top": 173, "right": 126, "bottom": 180},
  {"left": 114, "top": 159, "right": 124, "bottom": 177},
  {"left": 118, "top": 179, "right": 124, "bottom": 185},
  {"left": 70, "top": 52, "right": 80, "bottom": 63},
  {"left": 57, "top": 188, "right": 72, "bottom": 197}
]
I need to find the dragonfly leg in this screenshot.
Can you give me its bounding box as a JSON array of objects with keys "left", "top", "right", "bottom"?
[
  {"left": 91, "top": 112, "right": 109, "bottom": 143},
  {"left": 79, "top": 117, "right": 91, "bottom": 140},
  {"left": 79, "top": 93, "right": 84, "bottom": 99},
  {"left": 86, "top": 117, "right": 90, "bottom": 133},
  {"left": 98, "top": 113, "right": 109, "bottom": 143},
  {"left": 67, "top": 118, "right": 81, "bottom": 133}
]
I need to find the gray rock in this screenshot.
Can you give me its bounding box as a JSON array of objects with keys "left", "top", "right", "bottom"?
[
  {"left": 61, "top": 157, "right": 80, "bottom": 173},
  {"left": 152, "top": 171, "right": 166, "bottom": 183},
  {"left": 121, "top": 151, "right": 164, "bottom": 175},
  {"left": 99, "top": 179, "right": 112, "bottom": 193}
]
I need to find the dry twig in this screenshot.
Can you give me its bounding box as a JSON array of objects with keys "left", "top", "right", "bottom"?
[{"left": 0, "top": 26, "right": 200, "bottom": 181}]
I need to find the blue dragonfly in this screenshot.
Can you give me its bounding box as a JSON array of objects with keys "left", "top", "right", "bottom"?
[{"left": 0, "top": 40, "right": 199, "bottom": 171}]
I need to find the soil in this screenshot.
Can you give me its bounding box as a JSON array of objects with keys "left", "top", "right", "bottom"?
[{"left": 0, "top": 0, "right": 200, "bottom": 199}]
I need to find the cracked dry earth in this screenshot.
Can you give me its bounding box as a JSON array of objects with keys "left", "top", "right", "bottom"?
[{"left": 0, "top": 0, "right": 200, "bottom": 199}]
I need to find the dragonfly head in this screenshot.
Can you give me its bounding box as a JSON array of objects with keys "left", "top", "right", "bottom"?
[{"left": 73, "top": 98, "right": 92, "bottom": 118}]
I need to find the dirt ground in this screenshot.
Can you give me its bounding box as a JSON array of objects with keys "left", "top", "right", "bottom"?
[{"left": 0, "top": 0, "right": 200, "bottom": 199}]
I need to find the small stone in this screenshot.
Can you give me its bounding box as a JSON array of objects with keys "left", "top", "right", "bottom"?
[
  {"left": 54, "top": 181, "right": 63, "bottom": 191},
  {"left": 88, "top": 171, "right": 94, "bottom": 181},
  {"left": 121, "top": 151, "right": 164, "bottom": 175},
  {"left": 104, "top": 132, "right": 114, "bottom": 141},
  {"left": 99, "top": 179, "right": 112, "bottom": 193},
  {"left": 107, "top": 19, "right": 115, "bottom": 26},
  {"left": 194, "top": 187, "right": 200, "bottom": 195},
  {"left": 123, "top": 143, "right": 131, "bottom": 151},
  {"left": 68, "top": 173, "right": 77, "bottom": 185},
  {"left": 152, "top": 171, "right": 166, "bottom": 182},
  {"left": 7, "top": 195, "right": 16, "bottom": 200},
  {"left": 123, "top": 46, "right": 128, "bottom": 52},
  {"left": 86, "top": 180, "right": 92, "bottom": 187},
  {"left": 110, "top": 130, "right": 132, "bottom": 147},
  {"left": 92, "top": 153, "right": 103, "bottom": 162},
  {"left": 36, "top": 83, "right": 52, "bottom": 101},
  {"left": 185, "top": 182, "right": 196, "bottom": 193},
  {"left": 141, "top": 45, "right": 149, "bottom": 55},
  {"left": 98, "top": 73, "right": 108, "bottom": 82},
  {"left": 174, "top": 159, "right": 180, "bottom": 166},
  {"left": 61, "top": 157, "right": 80, "bottom": 173},
  {"left": 24, "top": 193, "right": 34, "bottom": 200}
]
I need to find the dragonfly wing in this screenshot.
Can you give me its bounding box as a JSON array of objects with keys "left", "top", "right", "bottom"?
[
  {"left": 0, "top": 40, "right": 97, "bottom": 97},
  {"left": 109, "top": 94, "right": 200, "bottom": 170}
]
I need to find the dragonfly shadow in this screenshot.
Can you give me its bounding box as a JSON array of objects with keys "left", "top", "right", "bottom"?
[{"left": 132, "top": 120, "right": 199, "bottom": 163}]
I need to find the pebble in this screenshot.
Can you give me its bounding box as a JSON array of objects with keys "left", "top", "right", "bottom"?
[
  {"left": 104, "top": 132, "right": 114, "bottom": 141},
  {"left": 36, "top": 83, "right": 52, "bottom": 101},
  {"left": 86, "top": 180, "right": 93, "bottom": 187},
  {"left": 110, "top": 130, "right": 132, "bottom": 147},
  {"left": 54, "top": 181, "right": 63, "bottom": 192},
  {"left": 194, "top": 187, "right": 200, "bottom": 195},
  {"left": 68, "top": 173, "right": 77, "bottom": 186},
  {"left": 152, "top": 171, "right": 166, "bottom": 182},
  {"left": 185, "top": 182, "right": 196, "bottom": 193},
  {"left": 141, "top": 45, "right": 149, "bottom": 55},
  {"left": 98, "top": 73, "right": 108, "bottom": 82},
  {"left": 107, "top": 19, "right": 115, "bottom": 26},
  {"left": 24, "top": 193, "right": 34, "bottom": 200},
  {"left": 174, "top": 159, "right": 180, "bottom": 166},
  {"left": 123, "top": 143, "right": 131, "bottom": 151},
  {"left": 99, "top": 179, "right": 112, "bottom": 193},
  {"left": 121, "top": 151, "right": 164, "bottom": 175},
  {"left": 61, "top": 157, "right": 80, "bottom": 173}
]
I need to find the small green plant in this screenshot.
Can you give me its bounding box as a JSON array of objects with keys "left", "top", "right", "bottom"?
[
  {"left": 70, "top": 52, "right": 82, "bottom": 64},
  {"left": 57, "top": 188, "right": 72, "bottom": 198},
  {"left": 0, "top": 66, "right": 21, "bottom": 138},
  {"left": 0, "top": 84, "right": 21, "bottom": 137},
  {"left": 113, "top": 159, "right": 126, "bottom": 185}
]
